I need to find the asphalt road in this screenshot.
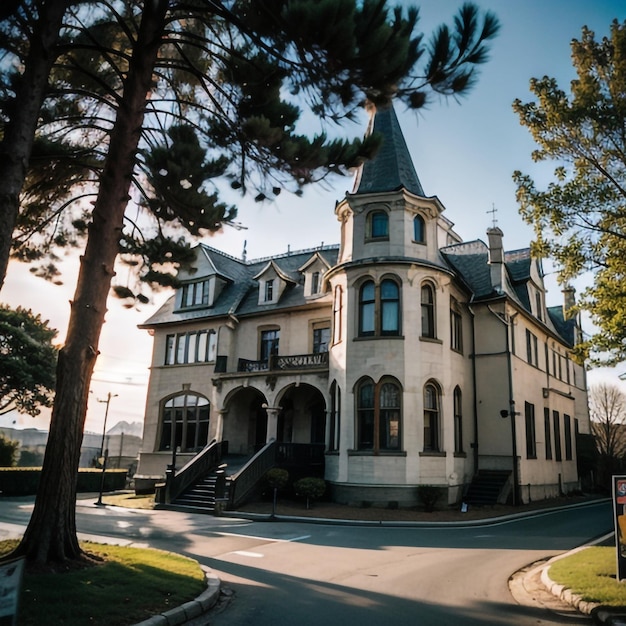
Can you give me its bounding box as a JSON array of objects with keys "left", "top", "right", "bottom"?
[{"left": 0, "top": 497, "right": 613, "bottom": 625}]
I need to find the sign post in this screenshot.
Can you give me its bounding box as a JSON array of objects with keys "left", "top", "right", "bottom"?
[
  {"left": 613, "top": 475, "right": 626, "bottom": 581},
  {"left": 0, "top": 557, "right": 24, "bottom": 626}
]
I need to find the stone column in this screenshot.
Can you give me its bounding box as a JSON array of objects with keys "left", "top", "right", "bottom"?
[{"left": 265, "top": 406, "right": 279, "bottom": 442}]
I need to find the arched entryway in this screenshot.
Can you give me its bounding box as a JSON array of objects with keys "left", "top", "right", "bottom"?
[
  {"left": 221, "top": 387, "right": 268, "bottom": 455},
  {"left": 277, "top": 384, "right": 326, "bottom": 444}
]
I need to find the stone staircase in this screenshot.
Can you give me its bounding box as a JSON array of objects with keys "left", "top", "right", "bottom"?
[
  {"left": 170, "top": 455, "right": 250, "bottom": 514},
  {"left": 464, "top": 470, "right": 512, "bottom": 505}
]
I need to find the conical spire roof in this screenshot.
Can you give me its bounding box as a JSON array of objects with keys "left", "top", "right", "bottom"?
[{"left": 354, "top": 104, "right": 425, "bottom": 197}]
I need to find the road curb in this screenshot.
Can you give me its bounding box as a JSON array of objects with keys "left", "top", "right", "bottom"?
[
  {"left": 132, "top": 566, "right": 221, "bottom": 626},
  {"left": 223, "top": 497, "right": 609, "bottom": 528}
]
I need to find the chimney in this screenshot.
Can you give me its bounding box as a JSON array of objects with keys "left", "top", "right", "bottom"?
[
  {"left": 562, "top": 285, "right": 576, "bottom": 318},
  {"left": 487, "top": 227, "right": 505, "bottom": 293}
]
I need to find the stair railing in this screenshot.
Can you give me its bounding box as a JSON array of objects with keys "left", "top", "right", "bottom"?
[
  {"left": 166, "top": 439, "right": 226, "bottom": 503},
  {"left": 228, "top": 440, "right": 277, "bottom": 509}
]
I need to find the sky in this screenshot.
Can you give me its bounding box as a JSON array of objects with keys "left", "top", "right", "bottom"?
[{"left": 2, "top": 0, "right": 625, "bottom": 435}]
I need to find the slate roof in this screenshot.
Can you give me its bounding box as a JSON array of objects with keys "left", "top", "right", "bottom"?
[
  {"left": 141, "top": 244, "right": 339, "bottom": 327},
  {"left": 440, "top": 240, "right": 494, "bottom": 299},
  {"left": 354, "top": 105, "right": 426, "bottom": 197},
  {"left": 547, "top": 306, "right": 577, "bottom": 347}
]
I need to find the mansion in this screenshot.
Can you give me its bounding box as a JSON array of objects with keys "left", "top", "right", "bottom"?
[{"left": 135, "top": 104, "right": 590, "bottom": 507}]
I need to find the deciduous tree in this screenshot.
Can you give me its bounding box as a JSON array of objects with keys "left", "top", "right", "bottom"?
[
  {"left": 589, "top": 382, "right": 626, "bottom": 486},
  {"left": 0, "top": 304, "right": 57, "bottom": 417},
  {"left": 513, "top": 19, "right": 626, "bottom": 364}
]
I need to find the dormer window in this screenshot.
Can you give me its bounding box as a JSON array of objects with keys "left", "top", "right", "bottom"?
[
  {"left": 413, "top": 215, "right": 425, "bottom": 244},
  {"left": 181, "top": 279, "right": 210, "bottom": 309},
  {"left": 264, "top": 279, "right": 274, "bottom": 302},
  {"left": 312, "top": 271, "right": 320, "bottom": 295},
  {"left": 535, "top": 289, "right": 543, "bottom": 321},
  {"left": 368, "top": 210, "right": 389, "bottom": 239}
]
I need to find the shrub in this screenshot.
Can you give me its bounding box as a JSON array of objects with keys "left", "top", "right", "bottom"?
[
  {"left": 265, "top": 468, "right": 289, "bottom": 490},
  {"left": 294, "top": 477, "right": 326, "bottom": 509},
  {"left": 417, "top": 485, "right": 442, "bottom": 512}
]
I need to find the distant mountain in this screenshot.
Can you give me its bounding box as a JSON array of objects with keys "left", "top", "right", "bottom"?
[{"left": 107, "top": 421, "right": 143, "bottom": 437}]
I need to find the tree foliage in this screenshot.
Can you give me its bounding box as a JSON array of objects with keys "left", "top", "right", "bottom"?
[
  {"left": 0, "top": 435, "right": 19, "bottom": 467},
  {"left": 0, "top": 304, "right": 57, "bottom": 417},
  {"left": 1, "top": 0, "right": 499, "bottom": 566},
  {"left": 1, "top": 0, "right": 500, "bottom": 300},
  {"left": 513, "top": 19, "right": 626, "bottom": 364}
]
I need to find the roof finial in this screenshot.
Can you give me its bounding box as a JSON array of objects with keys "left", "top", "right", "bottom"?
[
  {"left": 487, "top": 203, "right": 498, "bottom": 228},
  {"left": 242, "top": 240, "right": 247, "bottom": 262}
]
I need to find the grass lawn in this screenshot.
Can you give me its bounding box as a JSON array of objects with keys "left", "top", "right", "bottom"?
[
  {"left": 549, "top": 547, "right": 626, "bottom": 607},
  {"left": 0, "top": 540, "right": 205, "bottom": 626},
  {"left": 100, "top": 492, "right": 155, "bottom": 509}
]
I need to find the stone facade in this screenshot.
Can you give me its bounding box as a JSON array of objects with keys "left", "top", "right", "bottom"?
[{"left": 135, "top": 105, "right": 590, "bottom": 506}]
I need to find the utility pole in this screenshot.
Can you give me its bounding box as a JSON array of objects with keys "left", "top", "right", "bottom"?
[
  {"left": 95, "top": 392, "right": 118, "bottom": 506},
  {"left": 97, "top": 392, "right": 118, "bottom": 460}
]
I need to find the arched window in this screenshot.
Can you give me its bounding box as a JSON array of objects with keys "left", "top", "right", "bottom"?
[
  {"left": 423, "top": 382, "right": 440, "bottom": 452},
  {"left": 369, "top": 210, "right": 389, "bottom": 239},
  {"left": 380, "top": 279, "right": 400, "bottom": 335},
  {"left": 356, "top": 377, "right": 402, "bottom": 451},
  {"left": 158, "top": 393, "right": 210, "bottom": 453},
  {"left": 454, "top": 386, "right": 463, "bottom": 453},
  {"left": 333, "top": 285, "right": 343, "bottom": 344},
  {"left": 329, "top": 381, "right": 341, "bottom": 451},
  {"left": 357, "top": 379, "right": 375, "bottom": 449},
  {"left": 421, "top": 283, "right": 436, "bottom": 338},
  {"left": 414, "top": 215, "right": 425, "bottom": 243},
  {"left": 358, "top": 277, "right": 401, "bottom": 338},
  {"left": 359, "top": 280, "right": 376, "bottom": 336}
]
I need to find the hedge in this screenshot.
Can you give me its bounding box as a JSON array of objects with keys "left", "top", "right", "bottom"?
[{"left": 0, "top": 468, "right": 128, "bottom": 496}]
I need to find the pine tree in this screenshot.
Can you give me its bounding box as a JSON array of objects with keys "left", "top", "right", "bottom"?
[{"left": 2, "top": 0, "right": 499, "bottom": 565}]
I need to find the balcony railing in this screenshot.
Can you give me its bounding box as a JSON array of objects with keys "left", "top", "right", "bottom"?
[{"left": 237, "top": 351, "right": 329, "bottom": 373}]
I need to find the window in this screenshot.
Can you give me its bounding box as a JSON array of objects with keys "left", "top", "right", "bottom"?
[
  {"left": 264, "top": 279, "right": 274, "bottom": 302},
  {"left": 544, "top": 408, "right": 552, "bottom": 460},
  {"left": 328, "top": 381, "right": 340, "bottom": 451},
  {"left": 260, "top": 328, "right": 279, "bottom": 362},
  {"left": 526, "top": 330, "right": 538, "bottom": 366},
  {"left": 158, "top": 393, "right": 209, "bottom": 452},
  {"left": 181, "top": 280, "right": 209, "bottom": 309},
  {"left": 369, "top": 210, "right": 389, "bottom": 239},
  {"left": 358, "top": 278, "right": 401, "bottom": 338},
  {"left": 358, "top": 281, "right": 376, "bottom": 336},
  {"left": 450, "top": 300, "right": 463, "bottom": 353},
  {"left": 423, "top": 382, "right": 440, "bottom": 451},
  {"left": 311, "top": 271, "right": 321, "bottom": 295},
  {"left": 356, "top": 377, "right": 401, "bottom": 451},
  {"left": 421, "top": 283, "right": 435, "bottom": 338},
  {"left": 535, "top": 290, "right": 543, "bottom": 321},
  {"left": 313, "top": 325, "right": 330, "bottom": 353},
  {"left": 381, "top": 279, "right": 400, "bottom": 335},
  {"left": 553, "top": 410, "right": 562, "bottom": 461},
  {"left": 165, "top": 330, "right": 216, "bottom": 365},
  {"left": 413, "top": 215, "right": 425, "bottom": 243},
  {"left": 454, "top": 386, "right": 463, "bottom": 453},
  {"left": 333, "top": 286, "right": 343, "bottom": 344},
  {"left": 564, "top": 414, "right": 572, "bottom": 460},
  {"left": 525, "top": 401, "right": 536, "bottom": 459}
]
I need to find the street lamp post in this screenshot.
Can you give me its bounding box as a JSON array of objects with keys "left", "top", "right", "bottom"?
[{"left": 95, "top": 392, "right": 118, "bottom": 506}]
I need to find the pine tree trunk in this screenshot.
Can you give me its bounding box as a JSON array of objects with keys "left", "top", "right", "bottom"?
[
  {"left": 0, "top": 0, "right": 69, "bottom": 290},
  {"left": 14, "top": 0, "right": 169, "bottom": 566}
]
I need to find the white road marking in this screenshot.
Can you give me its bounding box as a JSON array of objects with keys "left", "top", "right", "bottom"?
[{"left": 232, "top": 550, "right": 264, "bottom": 558}]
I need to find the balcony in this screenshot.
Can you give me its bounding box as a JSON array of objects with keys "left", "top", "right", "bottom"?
[{"left": 237, "top": 351, "right": 329, "bottom": 373}]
